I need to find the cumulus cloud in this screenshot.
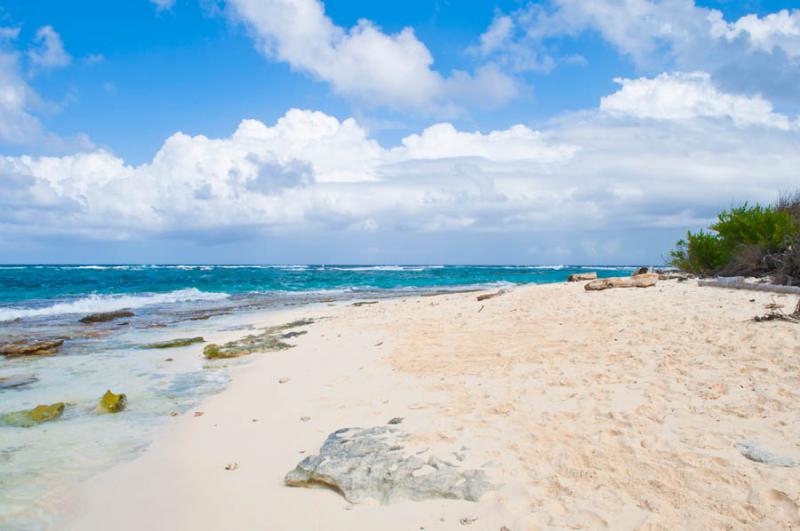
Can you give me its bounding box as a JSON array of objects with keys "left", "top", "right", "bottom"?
[
  {"left": 225, "top": 0, "right": 519, "bottom": 113},
  {"left": 0, "top": 27, "right": 91, "bottom": 150},
  {"left": 2, "top": 75, "right": 798, "bottom": 262},
  {"left": 600, "top": 72, "right": 795, "bottom": 130},
  {"left": 479, "top": 1, "right": 800, "bottom": 104},
  {"left": 28, "top": 25, "right": 71, "bottom": 70}
]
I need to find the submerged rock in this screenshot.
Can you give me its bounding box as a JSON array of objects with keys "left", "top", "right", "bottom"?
[
  {"left": 567, "top": 272, "right": 597, "bottom": 282},
  {"left": 142, "top": 337, "right": 205, "bottom": 349},
  {"left": 204, "top": 319, "right": 313, "bottom": 359},
  {"left": 79, "top": 310, "right": 135, "bottom": 324},
  {"left": 98, "top": 390, "right": 127, "bottom": 413},
  {"left": 0, "top": 339, "right": 64, "bottom": 357},
  {"left": 0, "top": 374, "right": 38, "bottom": 390},
  {"left": 285, "top": 426, "right": 492, "bottom": 504},
  {"left": 2, "top": 402, "right": 65, "bottom": 427}
]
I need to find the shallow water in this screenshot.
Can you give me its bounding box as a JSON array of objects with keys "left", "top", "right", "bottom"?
[{"left": 0, "top": 264, "right": 639, "bottom": 528}]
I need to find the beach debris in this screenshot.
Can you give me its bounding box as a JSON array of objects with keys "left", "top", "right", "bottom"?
[
  {"left": 0, "top": 339, "right": 64, "bottom": 357},
  {"left": 170, "top": 411, "right": 179, "bottom": 417},
  {"left": 736, "top": 441, "right": 797, "bottom": 467},
  {"left": 164, "top": 357, "right": 174, "bottom": 362},
  {"left": 585, "top": 277, "right": 657, "bottom": 291},
  {"left": 300, "top": 416, "right": 311, "bottom": 422},
  {"left": 567, "top": 272, "right": 597, "bottom": 282},
  {"left": 203, "top": 319, "right": 313, "bottom": 359},
  {"left": 0, "top": 374, "right": 38, "bottom": 390},
  {"left": 279, "top": 377, "right": 290, "bottom": 384},
  {"left": 285, "top": 426, "right": 492, "bottom": 504},
  {"left": 353, "top": 300, "right": 379, "bottom": 307},
  {"left": 459, "top": 516, "right": 478, "bottom": 525},
  {"left": 142, "top": 337, "right": 205, "bottom": 349},
  {"left": 194, "top": 411, "right": 204, "bottom": 417},
  {"left": 98, "top": 390, "right": 127, "bottom": 413},
  {"left": 2, "top": 402, "right": 65, "bottom": 427},
  {"left": 225, "top": 463, "right": 239, "bottom": 471},
  {"left": 79, "top": 310, "right": 135, "bottom": 324},
  {"left": 281, "top": 330, "right": 307, "bottom": 339},
  {"left": 477, "top": 289, "right": 506, "bottom": 302},
  {"left": 388, "top": 417, "right": 404, "bottom": 425},
  {"left": 753, "top": 298, "right": 800, "bottom": 323}
]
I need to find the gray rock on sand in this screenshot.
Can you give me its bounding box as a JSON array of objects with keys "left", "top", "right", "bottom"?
[
  {"left": 285, "top": 426, "right": 492, "bottom": 504},
  {"left": 737, "top": 441, "right": 797, "bottom": 467}
]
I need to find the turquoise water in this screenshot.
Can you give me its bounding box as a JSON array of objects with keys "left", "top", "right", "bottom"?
[{"left": 0, "top": 264, "right": 638, "bottom": 529}]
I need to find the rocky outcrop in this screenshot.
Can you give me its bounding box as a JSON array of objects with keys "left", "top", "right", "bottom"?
[
  {"left": 2, "top": 402, "right": 65, "bottom": 427},
  {"left": 98, "top": 390, "right": 127, "bottom": 413},
  {"left": 0, "top": 339, "right": 64, "bottom": 357},
  {"left": 568, "top": 272, "right": 597, "bottom": 282},
  {"left": 285, "top": 426, "right": 492, "bottom": 504},
  {"left": 632, "top": 267, "right": 649, "bottom": 275},
  {"left": 142, "top": 337, "right": 205, "bottom": 349},
  {"left": 0, "top": 374, "right": 38, "bottom": 390},
  {"left": 204, "top": 319, "right": 313, "bottom": 359},
  {"left": 79, "top": 310, "right": 135, "bottom": 324},
  {"left": 585, "top": 276, "right": 657, "bottom": 291}
]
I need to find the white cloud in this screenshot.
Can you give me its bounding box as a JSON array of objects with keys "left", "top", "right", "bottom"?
[
  {"left": 481, "top": 1, "right": 800, "bottom": 103},
  {"left": 600, "top": 72, "right": 794, "bottom": 130},
  {"left": 0, "top": 27, "right": 91, "bottom": 150},
  {"left": 226, "top": 0, "right": 518, "bottom": 113},
  {"left": 28, "top": 25, "right": 71, "bottom": 70},
  {"left": 150, "top": 0, "right": 176, "bottom": 11},
  {"left": 710, "top": 9, "right": 800, "bottom": 58},
  {"left": 2, "top": 77, "right": 798, "bottom": 255}
]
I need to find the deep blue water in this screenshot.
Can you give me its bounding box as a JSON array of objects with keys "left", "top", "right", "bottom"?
[{"left": 0, "top": 264, "right": 639, "bottom": 320}]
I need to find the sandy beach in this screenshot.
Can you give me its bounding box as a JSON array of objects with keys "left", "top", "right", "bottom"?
[{"left": 56, "top": 279, "right": 800, "bottom": 530}]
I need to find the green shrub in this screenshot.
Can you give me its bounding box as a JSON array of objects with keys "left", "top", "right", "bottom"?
[{"left": 670, "top": 200, "right": 799, "bottom": 277}]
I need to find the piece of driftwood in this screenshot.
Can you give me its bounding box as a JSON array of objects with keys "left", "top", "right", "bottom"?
[
  {"left": 476, "top": 289, "right": 507, "bottom": 302},
  {"left": 567, "top": 272, "right": 597, "bottom": 282},
  {"left": 699, "top": 277, "right": 800, "bottom": 294},
  {"left": 585, "top": 277, "right": 657, "bottom": 291}
]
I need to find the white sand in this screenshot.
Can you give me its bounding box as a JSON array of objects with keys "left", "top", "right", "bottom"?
[{"left": 58, "top": 281, "right": 800, "bottom": 530}]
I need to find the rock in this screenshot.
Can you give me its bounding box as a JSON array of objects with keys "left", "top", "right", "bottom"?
[
  {"left": 476, "top": 289, "right": 506, "bottom": 302},
  {"left": 387, "top": 417, "right": 404, "bottom": 425},
  {"left": 98, "top": 390, "right": 127, "bottom": 413},
  {"left": 279, "top": 377, "right": 290, "bottom": 384},
  {"left": 352, "top": 301, "right": 379, "bottom": 307},
  {"left": 737, "top": 441, "right": 797, "bottom": 467},
  {"left": 567, "top": 272, "right": 597, "bottom": 282},
  {"left": 0, "top": 339, "right": 64, "bottom": 357},
  {"left": 0, "top": 374, "right": 38, "bottom": 390},
  {"left": 204, "top": 319, "right": 313, "bottom": 359},
  {"left": 585, "top": 276, "right": 657, "bottom": 291},
  {"left": 285, "top": 426, "right": 492, "bottom": 504},
  {"left": 2, "top": 402, "right": 65, "bottom": 427},
  {"left": 79, "top": 310, "right": 135, "bottom": 324},
  {"left": 632, "top": 266, "right": 649, "bottom": 275},
  {"left": 142, "top": 336, "right": 205, "bottom": 349}
]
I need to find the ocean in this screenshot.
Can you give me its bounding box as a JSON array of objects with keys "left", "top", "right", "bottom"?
[{"left": 0, "top": 264, "right": 637, "bottom": 528}]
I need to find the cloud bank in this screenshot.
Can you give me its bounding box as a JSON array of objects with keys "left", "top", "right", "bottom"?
[{"left": 1, "top": 72, "right": 797, "bottom": 262}]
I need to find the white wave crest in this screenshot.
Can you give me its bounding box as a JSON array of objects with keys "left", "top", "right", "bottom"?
[{"left": 0, "top": 288, "right": 229, "bottom": 322}]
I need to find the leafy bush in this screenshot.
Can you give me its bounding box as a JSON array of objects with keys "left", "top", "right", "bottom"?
[{"left": 670, "top": 197, "right": 800, "bottom": 282}]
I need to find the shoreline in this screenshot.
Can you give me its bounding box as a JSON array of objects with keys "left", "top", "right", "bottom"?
[{"left": 54, "top": 281, "right": 800, "bottom": 529}]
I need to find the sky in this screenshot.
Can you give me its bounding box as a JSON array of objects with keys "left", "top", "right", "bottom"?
[{"left": 0, "top": 0, "right": 798, "bottom": 265}]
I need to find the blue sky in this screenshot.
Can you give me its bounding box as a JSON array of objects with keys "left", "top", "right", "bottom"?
[{"left": 1, "top": 0, "right": 799, "bottom": 264}]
